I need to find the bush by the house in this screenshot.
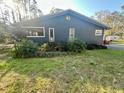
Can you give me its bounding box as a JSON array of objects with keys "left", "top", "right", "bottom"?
[
  {"left": 66, "top": 39, "right": 86, "bottom": 53},
  {"left": 45, "top": 42, "right": 57, "bottom": 51},
  {"left": 11, "top": 39, "right": 38, "bottom": 58},
  {"left": 38, "top": 43, "right": 49, "bottom": 52},
  {"left": 86, "top": 44, "right": 107, "bottom": 50},
  {"left": 10, "top": 39, "right": 87, "bottom": 58},
  {"left": 53, "top": 42, "right": 68, "bottom": 51},
  {"left": 38, "top": 40, "right": 86, "bottom": 53},
  {"left": 38, "top": 42, "right": 67, "bottom": 52}
]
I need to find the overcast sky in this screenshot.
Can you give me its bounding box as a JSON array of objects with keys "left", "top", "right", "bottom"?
[{"left": 37, "top": 0, "right": 124, "bottom": 16}]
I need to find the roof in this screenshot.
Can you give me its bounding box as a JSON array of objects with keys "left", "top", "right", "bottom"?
[{"left": 14, "top": 9, "right": 110, "bottom": 29}]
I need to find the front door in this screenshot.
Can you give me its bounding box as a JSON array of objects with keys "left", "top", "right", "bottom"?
[
  {"left": 49, "top": 28, "right": 55, "bottom": 42},
  {"left": 69, "top": 28, "right": 75, "bottom": 41}
]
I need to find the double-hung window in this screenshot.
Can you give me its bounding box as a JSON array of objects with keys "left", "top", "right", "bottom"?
[{"left": 95, "top": 30, "right": 103, "bottom": 36}]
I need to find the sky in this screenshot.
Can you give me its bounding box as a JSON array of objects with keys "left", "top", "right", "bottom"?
[{"left": 37, "top": 0, "right": 124, "bottom": 17}]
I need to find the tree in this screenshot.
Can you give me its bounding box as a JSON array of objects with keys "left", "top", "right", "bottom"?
[
  {"left": 93, "top": 10, "right": 124, "bottom": 38},
  {"left": 0, "top": 22, "right": 14, "bottom": 43},
  {"left": 0, "top": 0, "right": 43, "bottom": 23},
  {"left": 29, "top": 0, "right": 43, "bottom": 18},
  {"left": 121, "top": 5, "right": 124, "bottom": 15},
  {"left": 0, "top": 0, "right": 44, "bottom": 43},
  {"left": 50, "top": 7, "right": 64, "bottom": 14},
  {"left": 0, "top": 2, "right": 14, "bottom": 39},
  {"left": 13, "top": 0, "right": 43, "bottom": 20},
  {"left": 93, "top": 10, "right": 111, "bottom": 24}
]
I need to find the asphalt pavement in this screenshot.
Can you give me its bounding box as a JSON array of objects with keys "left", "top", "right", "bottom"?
[{"left": 106, "top": 44, "right": 124, "bottom": 50}]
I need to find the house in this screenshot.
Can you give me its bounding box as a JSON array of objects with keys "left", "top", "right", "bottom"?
[{"left": 13, "top": 9, "right": 110, "bottom": 44}]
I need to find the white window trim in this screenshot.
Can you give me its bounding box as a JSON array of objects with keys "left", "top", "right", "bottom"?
[
  {"left": 22, "top": 26, "right": 45, "bottom": 29},
  {"left": 95, "top": 29, "right": 103, "bottom": 36},
  {"left": 69, "top": 28, "right": 75, "bottom": 41},
  {"left": 27, "top": 36, "right": 45, "bottom": 38},
  {"left": 25, "top": 27, "right": 45, "bottom": 37},
  {"left": 49, "top": 28, "right": 55, "bottom": 42}
]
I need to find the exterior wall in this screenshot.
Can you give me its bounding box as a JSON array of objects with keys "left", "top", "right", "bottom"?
[
  {"left": 24, "top": 14, "right": 70, "bottom": 43},
  {"left": 69, "top": 14, "right": 104, "bottom": 44},
  {"left": 22, "top": 13, "right": 104, "bottom": 44}
]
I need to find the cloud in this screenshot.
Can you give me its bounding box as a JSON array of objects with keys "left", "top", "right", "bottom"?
[{"left": 37, "top": 0, "right": 78, "bottom": 14}]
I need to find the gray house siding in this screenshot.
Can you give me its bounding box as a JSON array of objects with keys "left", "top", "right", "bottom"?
[
  {"left": 69, "top": 14, "right": 104, "bottom": 44},
  {"left": 15, "top": 10, "right": 109, "bottom": 44},
  {"left": 25, "top": 14, "right": 71, "bottom": 43}
]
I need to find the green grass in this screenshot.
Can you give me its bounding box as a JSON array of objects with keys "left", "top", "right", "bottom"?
[{"left": 0, "top": 50, "right": 124, "bottom": 93}]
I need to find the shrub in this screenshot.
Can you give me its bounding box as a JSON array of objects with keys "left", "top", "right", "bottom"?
[
  {"left": 66, "top": 39, "right": 86, "bottom": 53},
  {"left": 11, "top": 39, "right": 38, "bottom": 58},
  {"left": 38, "top": 43, "right": 57, "bottom": 53},
  {"left": 46, "top": 42, "right": 57, "bottom": 51},
  {"left": 86, "top": 44, "right": 107, "bottom": 50},
  {"left": 38, "top": 43, "right": 49, "bottom": 52},
  {"left": 38, "top": 42, "right": 67, "bottom": 52}
]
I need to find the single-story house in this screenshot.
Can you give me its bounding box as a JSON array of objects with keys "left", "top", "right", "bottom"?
[{"left": 13, "top": 9, "right": 110, "bottom": 44}]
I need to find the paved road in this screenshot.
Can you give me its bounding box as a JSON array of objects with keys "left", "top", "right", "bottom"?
[{"left": 106, "top": 44, "right": 124, "bottom": 50}]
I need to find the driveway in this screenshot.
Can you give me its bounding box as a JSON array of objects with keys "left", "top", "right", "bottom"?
[{"left": 106, "top": 44, "right": 124, "bottom": 50}]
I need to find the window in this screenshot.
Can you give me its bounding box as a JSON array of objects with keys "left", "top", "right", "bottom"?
[
  {"left": 69, "top": 28, "right": 75, "bottom": 40},
  {"left": 95, "top": 30, "right": 102, "bottom": 36},
  {"left": 66, "top": 16, "right": 71, "bottom": 21},
  {"left": 26, "top": 27, "right": 45, "bottom": 37},
  {"left": 49, "top": 28, "right": 55, "bottom": 42},
  {"left": 50, "top": 30, "right": 54, "bottom": 38}
]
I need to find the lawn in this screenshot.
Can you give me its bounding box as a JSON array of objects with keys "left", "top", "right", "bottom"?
[{"left": 0, "top": 50, "right": 124, "bottom": 93}]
